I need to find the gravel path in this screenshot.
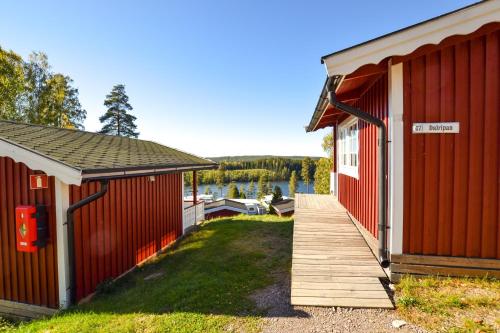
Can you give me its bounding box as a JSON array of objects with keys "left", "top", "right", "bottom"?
[{"left": 251, "top": 276, "right": 426, "bottom": 333}]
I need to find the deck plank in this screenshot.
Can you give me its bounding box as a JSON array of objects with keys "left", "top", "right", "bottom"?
[{"left": 291, "top": 194, "right": 393, "bottom": 309}]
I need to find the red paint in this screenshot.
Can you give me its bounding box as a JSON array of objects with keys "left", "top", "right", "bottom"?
[
  {"left": 402, "top": 27, "right": 500, "bottom": 259},
  {"left": 338, "top": 73, "right": 388, "bottom": 238},
  {"left": 0, "top": 157, "right": 59, "bottom": 308},
  {"left": 15, "top": 206, "right": 38, "bottom": 252},
  {"left": 70, "top": 173, "right": 183, "bottom": 301},
  {"left": 29, "top": 174, "right": 48, "bottom": 190}
]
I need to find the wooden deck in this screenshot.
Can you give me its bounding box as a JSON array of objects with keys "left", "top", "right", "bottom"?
[{"left": 291, "top": 194, "right": 393, "bottom": 308}]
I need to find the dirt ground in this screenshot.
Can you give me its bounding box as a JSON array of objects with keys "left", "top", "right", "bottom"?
[{"left": 251, "top": 277, "right": 426, "bottom": 333}]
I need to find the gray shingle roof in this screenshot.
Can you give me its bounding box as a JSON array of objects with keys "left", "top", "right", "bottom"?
[
  {"left": 271, "top": 199, "right": 294, "bottom": 211},
  {"left": 0, "top": 121, "right": 217, "bottom": 175},
  {"left": 205, "top": 199, "right": 247, "bottom": 211}
]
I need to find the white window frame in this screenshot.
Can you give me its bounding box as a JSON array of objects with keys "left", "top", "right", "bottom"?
[{"left": 337, "top": 117, "right": 359, "bottom": 179}]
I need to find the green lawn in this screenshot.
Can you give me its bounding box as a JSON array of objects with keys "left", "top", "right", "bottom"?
[
  {"left": 396, "top": 275, "right": 500, "bottom": 332},
  {"left": 1, "top": 215, "right": 293, "bottom": 333}
]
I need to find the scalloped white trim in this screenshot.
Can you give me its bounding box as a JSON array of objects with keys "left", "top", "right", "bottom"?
[
  {"left": 0, "top": 139, "right": 82, "bottom": 185},
  {"left": 324, "top": 1, "right": 500, "bottom": 76}
]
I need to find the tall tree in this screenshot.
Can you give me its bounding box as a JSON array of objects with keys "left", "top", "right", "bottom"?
[
  {"left": 288, "top": 170, "right": 297, "bottom": 198},
  {"left": 271, "top": 185, "right": 283, "bottom": 204},
  {"left": 322, "top": 132, "right": 334, "bottom": 157},
  {"left": 257, "top": 174, "right": 266, "bottom": 199},
  {"left": 99, "top": 84, "right": 139, "bottom": 137},
  {"left": 215, "top": 166, "right": 226, "bottom": 196},
  {"left": 42, "top": 74, "right": 86, "bottom": 129},
  {"left": 0, "top": 47, "right": 24, "bottom": 120},
  {"left": 248, "top": 180, "right": 255, "bottom": 198},
  {"left": 301, "top": 157, "right": 313, "bottom": 193},
  {"left": 227, "top": 182, "right": 240, "bottom": 199},
  {"left": 14, "top": 51, "right": 86, "bottom": 128},
  {"left": 314, "top": 158, "right": 333, "bottom": 194},
  {"left": 22, "top": 52, "right": 50, "bottom": 124},
  {"left": 239, "top": 185, "right": 246, "bottom": 199}
]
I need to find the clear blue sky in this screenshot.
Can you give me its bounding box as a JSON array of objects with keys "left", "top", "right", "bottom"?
[{"left": 0, "top": 0, "right": 475, "bottom": 157}]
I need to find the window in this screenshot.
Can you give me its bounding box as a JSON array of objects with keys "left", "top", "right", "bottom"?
[{"left": 338, "top": 118, "right": 359, "bottom": 178}]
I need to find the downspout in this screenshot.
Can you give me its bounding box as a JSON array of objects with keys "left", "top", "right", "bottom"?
[
  {"left": 326, "top": 83, "right": 390, "bottom": 268},
  {"left": 66, "top": 180, "right": 109, "bottom": 305}
]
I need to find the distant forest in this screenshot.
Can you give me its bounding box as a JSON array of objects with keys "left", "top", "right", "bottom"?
[
  {"left": 208, "top": 155, "right": 320, "bottom": 162},
  {"left": 185, "top": 156, "right": 318, "bottom": 186}
]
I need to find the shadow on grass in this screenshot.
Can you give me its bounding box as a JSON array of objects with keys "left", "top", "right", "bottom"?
[{"left": 65, "top": 216, "right": 309, "bottom": 319}]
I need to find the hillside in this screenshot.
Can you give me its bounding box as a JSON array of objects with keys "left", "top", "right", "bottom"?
[{"left": 208, "top": 155, "right": 322, "bottom": 162}]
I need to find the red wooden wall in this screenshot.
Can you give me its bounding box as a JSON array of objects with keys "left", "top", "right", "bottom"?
[
  {"left": 402, "top": 27, "right": 500, "bottom": 259},
  {"left": 338, "top": 73, "right": 389, "bottom": 238},
  {"left": 70, "top": 173, "right": 183, "bottom": 301},
  {"left": 0, "top": 157, "right": 59, "bottom": 308}
]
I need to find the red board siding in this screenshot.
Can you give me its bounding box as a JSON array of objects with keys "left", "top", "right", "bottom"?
[
  {"left": 70, "top": 173, "right": 183, "bottom": 301},
  {"left": 0, "top": 157, "right": 59, "bottom": 308},
  {"left": 402, "top": 28, "right": 500, "bottom": 259},
  {"left": 338, "top": 74, "right": 389, "bottom": 238}
]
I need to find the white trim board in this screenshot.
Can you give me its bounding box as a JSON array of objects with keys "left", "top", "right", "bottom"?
[
  {"left": 337, "top": 117, "right": 359, "bottom": 179},
  {"left": 322, "top": 1, "right": 500, "bottom": 76},
  {"left": 54, "top": 179, "right": 71, "bottom": 309},
  {"left": 388, "top": 62, "right": 404, "bottom": 255}
]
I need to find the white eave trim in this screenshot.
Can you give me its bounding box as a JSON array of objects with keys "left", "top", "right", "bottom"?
[
  {"left": 204, "top": 206, "right": 248, "bottom": 214},
  {"left": 0, "top": 139, "right": 82, "bottom": 185},
  {"left": 81, "top": 164, "right": 216, "bottom": 180},
  {"left": 323, "top": 1, "right": 500, "bottom": 76}
]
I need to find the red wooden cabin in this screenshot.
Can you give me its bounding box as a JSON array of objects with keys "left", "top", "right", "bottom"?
[
  {"left": 0, "top": 121, "right": 216, "bottom": 316},
  {"left": 307, "top": 1, "right": 499, "bottom": 279}
]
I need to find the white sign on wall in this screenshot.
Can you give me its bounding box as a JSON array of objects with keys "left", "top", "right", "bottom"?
[{"left": 412, "top": 122, "right": 459, "bottom": 134}]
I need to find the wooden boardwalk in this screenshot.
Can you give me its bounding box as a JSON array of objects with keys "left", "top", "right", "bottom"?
[{"left": 291, "top": 194, "right": 393, "bottom": 308}]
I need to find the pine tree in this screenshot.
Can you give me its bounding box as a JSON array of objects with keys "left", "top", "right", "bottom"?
[
  {"left": 227, "top": 182, "right": 240, "bottom": 199},
  {"left": 215, "top": 166, "right": 225, "bottom": 196},
  {"left": 301, "top": 157, "right": 313, "bottom": 193},
  {"left": 239, "top": 185, "right": 246, "bottom": 198},
  {"left": 289, "top": 170, "right": 297, "bottom": 198},
  {"left": 257, "top": 174, "right": 265, "bottom": 199},
  {"left": 271, "top": 185, "right": 283, "bottom": 204},
  {"left": 314, "top": 158, "right": 333, "bottom": 194},
  {"left": 248, "top": 180, "right": 255, "bottom": 198},
  {"left": 99, "top": 84, "right": 139, "bottom": 138}
]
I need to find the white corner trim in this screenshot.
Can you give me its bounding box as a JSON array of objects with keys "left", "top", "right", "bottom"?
[
  {"left": 323, "top": 1, "right": 500, "bottom": 76},
  {"left": 181, "top": 172, "right": 186, "bottom": 234},
  {"left": 388, "top": 62, "right": 404, "bottom": 255},
  {"left": 0, "top": 139, "right": 82, "bottom": 185},
  {"left": 330, "top": 171, "right": 338, "bottom": 196},
  {"left": 55, "top": 179, "right": 71, "bottom": 309}
]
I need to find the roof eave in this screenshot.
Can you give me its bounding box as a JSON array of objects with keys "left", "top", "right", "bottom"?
[
  {"left": 320, "top": 1, "right": 499, "bottom": 77},
  {"left": 306, "top": 76, "right": 343, "bottom": 132},
  {"left": 80, "top": 163, "right": 218, "bottom": 182},
  {"left": 0, "top": 138, "right": 83, "bottom": 186}
]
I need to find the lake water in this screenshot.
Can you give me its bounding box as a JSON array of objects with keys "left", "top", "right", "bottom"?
[{"left": 185, "top": 180, "right": 314, "bottom": 199}]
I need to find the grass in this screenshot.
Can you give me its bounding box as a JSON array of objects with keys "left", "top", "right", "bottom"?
[
  {"left": 396, "top": 275, "right": 500, "bottom": 332},
  {"left": 1, "top": 214, "right": 293, "bottom": 333}
]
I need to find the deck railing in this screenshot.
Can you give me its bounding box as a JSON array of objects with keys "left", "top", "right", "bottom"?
[{"left": 183, "top": 201, "right": 205, "bottom": 233}]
